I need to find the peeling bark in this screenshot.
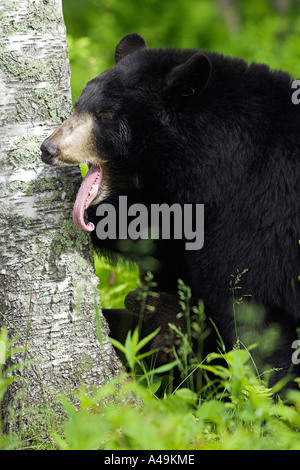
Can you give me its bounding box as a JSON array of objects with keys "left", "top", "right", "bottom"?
[{"left": 0, "top": 0, "right": 121, "bottom": 435}]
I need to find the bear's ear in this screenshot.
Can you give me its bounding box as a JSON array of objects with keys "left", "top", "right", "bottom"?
[
  {"left": 115, "top": 33, "right": 146, "bottom": 64},
  {"left": 165, "top": 52, "right": 211, "bottom": 106}
]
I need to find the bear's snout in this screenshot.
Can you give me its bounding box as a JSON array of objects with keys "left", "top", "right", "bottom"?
[{"left": 40, "top": 139, "right": 60, "bottom": 164}]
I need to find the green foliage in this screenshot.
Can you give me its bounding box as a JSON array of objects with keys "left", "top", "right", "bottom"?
[
  {"left": 169, "top": 280, "right": 210, "bottom": 392},
  {"left": 3, "top": 284, "right": 300, "bottom": 450},
  {"left": 51, "top": 343, "right": 300, "bottom": 450},
  {"left": 48, "top": 279, "right": 300, "bottom": 450},
  {"left": 94, "top": 255, "right": 139, "bottom": 309},
  {"left": 110, "top": 328, "right": 178, "bottom": 383},
  {"left": 0, "top": 327, "right": 21, "bottom": 450},
  {"left": 63, "top": 0, "right": 300, "bottom": 100},
  {"left": 109, "top": 327, "right": 161, "bottom": 375}
]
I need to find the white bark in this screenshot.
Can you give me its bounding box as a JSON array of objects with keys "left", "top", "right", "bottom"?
[{"left": 0, "top": 0, "right": 121, "bottom": 435}]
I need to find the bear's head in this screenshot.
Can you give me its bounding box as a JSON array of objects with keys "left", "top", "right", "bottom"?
[{"left": 41, "top": 33, "right": 211, "bottom": 232}]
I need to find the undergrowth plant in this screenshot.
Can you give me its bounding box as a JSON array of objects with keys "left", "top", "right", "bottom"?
[
  {"left": 109, "top": 271, "right": 178, "bottom": 389},
  {"left": 0, "top": 327, "right": 21, "bottom": 450},
  {"left": 169, "top": 279, "right": 211, "bottom": 393},
  {"left": 2, "top": 273, "right": 300, "bottom": 450},
  {"left": 49, "top": 276, "right": 300, "bottom": 450},
  {"left": 51, "top": 341, "right": 300, "bottom": 450}
]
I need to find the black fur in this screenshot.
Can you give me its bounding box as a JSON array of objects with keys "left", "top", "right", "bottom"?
[{"left": 75, "top": 34, "right": 300, "bottom": 385}]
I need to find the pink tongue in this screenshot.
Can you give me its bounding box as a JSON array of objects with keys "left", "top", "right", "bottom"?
[{"left": 73, "top": 165, "right": 103, "bottom": 232}]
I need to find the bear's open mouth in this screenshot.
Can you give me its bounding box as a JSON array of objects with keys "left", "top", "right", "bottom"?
[{"left": 73, "top": 163, "right": 103, "bottom": 232}]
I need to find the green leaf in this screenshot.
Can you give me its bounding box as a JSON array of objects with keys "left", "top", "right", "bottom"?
[
  {"left": 175, "top": 388, "right": 198, "bottom": 405},
  {"left": 108, "top": 337, "right": 127, "bottom": 355},
  {"left": 135, "top": 327, "right": 161, "bottom": 353},
  {"left": 144, "top": 360, "right": 179, "bottom": 377},
  {"left": 199, "top": 364, "right": 231, "bottom": 380},
  {"left": 136, "top": 348, "right": 160, "bottom": 362}
]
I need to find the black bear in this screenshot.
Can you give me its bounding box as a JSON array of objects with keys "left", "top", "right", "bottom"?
[{"left": 41, "top": 33, "right": 300, "bottom": 386}]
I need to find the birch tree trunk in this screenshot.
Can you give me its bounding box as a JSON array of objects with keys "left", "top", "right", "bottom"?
[{"left": 0, "top": 0, "right": 121, "bottom": 436}]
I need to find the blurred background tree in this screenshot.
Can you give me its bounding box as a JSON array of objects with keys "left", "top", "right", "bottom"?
[
  {"left": 63, "top": 0, "right": 300, "bottom": 99},
  {"left": 62, "top": 0, "right": 300, "bottom": 307}
]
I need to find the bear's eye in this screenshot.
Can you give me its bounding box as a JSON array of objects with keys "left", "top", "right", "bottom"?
[{"left": 94, "top": 107, "right": 103, "bottom": 118}]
